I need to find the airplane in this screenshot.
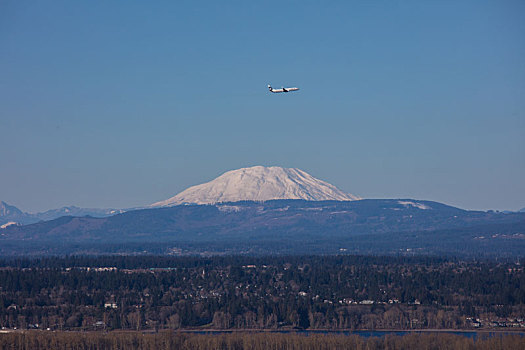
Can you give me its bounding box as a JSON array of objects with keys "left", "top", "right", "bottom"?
[{"left": 268, "top": 84, "right": 299, "bottom": 93}]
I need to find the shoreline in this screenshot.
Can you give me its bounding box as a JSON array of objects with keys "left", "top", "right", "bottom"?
[
  {"left": 176, "top": 328, "right": 525, "bottom": 334},
  {"left": 2, "top": 328, "right": 524, "bottom": 335}
]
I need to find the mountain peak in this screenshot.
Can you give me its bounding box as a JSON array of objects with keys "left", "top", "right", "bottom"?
[
  {"left": 151, "top": 166, "right": 360, "bottom": 207},
  {"left": 0, "top": 201, "right": 24, "bottom": 217}
]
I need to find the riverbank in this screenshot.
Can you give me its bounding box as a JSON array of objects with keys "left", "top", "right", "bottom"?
[
  {"left": 176, "top": 327, "right": 525, "bottom": 334},
  {"left": 2, "top": 327, "right": 524, "bottom": 335},
  {"left": 1, "top": 329, "right": 524, "bottom": 350}
]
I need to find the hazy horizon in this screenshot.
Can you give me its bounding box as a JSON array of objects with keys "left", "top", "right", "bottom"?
[{"left": 2, "top": 163, "right": 523, "bottom": 213}]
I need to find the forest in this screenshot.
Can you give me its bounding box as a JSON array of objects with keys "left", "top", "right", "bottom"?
[{"left": 0, "top": 255, "right": 524, "bottom": 331}]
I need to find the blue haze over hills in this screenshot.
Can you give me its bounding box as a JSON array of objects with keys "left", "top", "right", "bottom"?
[
  {"left": 0, "top": 200, "right": 121, "bottom": 226},
  {"left": 1, "top": 199, "right": 524, "bottom": 257}
]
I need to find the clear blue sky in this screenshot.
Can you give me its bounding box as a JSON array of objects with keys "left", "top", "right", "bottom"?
[{"left": 1, "top": 1, "right": 524, "bottom": 212}]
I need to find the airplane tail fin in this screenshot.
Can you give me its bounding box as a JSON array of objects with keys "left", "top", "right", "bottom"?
[{"left": 267, "top": 84, "right": 272, "bottom": 91}]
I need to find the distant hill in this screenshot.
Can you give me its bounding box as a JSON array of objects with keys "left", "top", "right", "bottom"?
[
  {"left": 35, "top": 206, "right": 125, "bottom": 221},
  {"left": 2, "top": 199, "right": 524, "bottom": 257}
]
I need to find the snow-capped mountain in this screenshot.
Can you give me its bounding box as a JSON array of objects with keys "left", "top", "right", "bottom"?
[{"left": 151, "top": 166, "right": 360, "bottom": 207}]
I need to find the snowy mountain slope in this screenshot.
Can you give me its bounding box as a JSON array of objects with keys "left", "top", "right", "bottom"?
[{"left": 151, "top": 166, "right": 360, "bottom": 207}]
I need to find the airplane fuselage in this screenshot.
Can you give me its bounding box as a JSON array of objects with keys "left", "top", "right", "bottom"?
[{"left": 268, "top": 84, "right": 299, "bottom": 93}]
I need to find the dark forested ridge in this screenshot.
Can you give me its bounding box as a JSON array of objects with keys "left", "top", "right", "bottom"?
[
  {"left": 2, "top": 199, "right": 524, "bottom": 257},
  {"left": 0, "top": 255, "right": 524, "bottom": 332}
]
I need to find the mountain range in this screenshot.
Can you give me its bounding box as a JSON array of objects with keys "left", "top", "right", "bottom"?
[
  {"left": 2, "top": 198, "right": 524, "bottom": 256},
  {"left": 2, "top": 166, "right": 357, "bottom": 226},
  {"left": 1, "top": 166, "right": 524, "bottom": 256},
  {"left": 0, "top": 201, "right": 123, "bottom": 226}
]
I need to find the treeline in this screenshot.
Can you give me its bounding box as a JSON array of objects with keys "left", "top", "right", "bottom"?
[
  {"left": 0, "top": 255, "right": 453, "bottom": 269},
  {"left": 0, "top": 255, "right": 523, "bottom": 331},
  {"left": 1, "top": 331, "right": 524, "bottom": 350}
]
